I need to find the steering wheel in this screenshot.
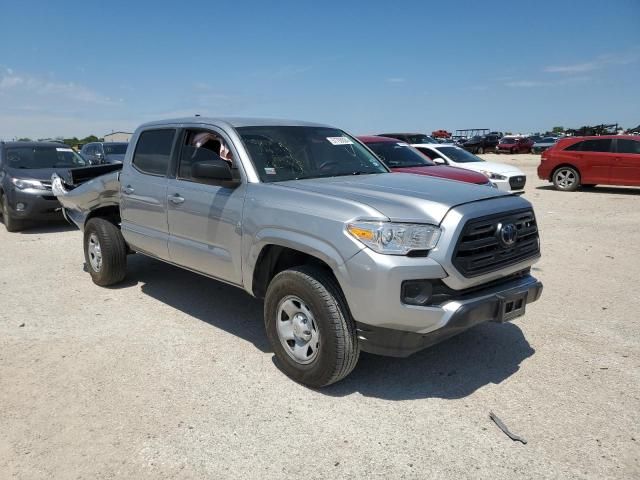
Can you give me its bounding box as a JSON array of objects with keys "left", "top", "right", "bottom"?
[{"left": 317, "top": 160, "right": 339, "bottom": 171}]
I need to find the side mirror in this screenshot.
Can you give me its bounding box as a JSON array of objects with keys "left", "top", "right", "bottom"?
[
  {"left": 192, "top": 157, "right": 234, "bottom": 182},
  {"left": 433, "top": 158, "right": 446, "bottom": 165}
]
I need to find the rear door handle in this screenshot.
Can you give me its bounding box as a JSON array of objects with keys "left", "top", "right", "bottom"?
[
  {"left": 122, "top": 185, "right": 135, "bottom": 195},
  {"left": 169, "top": 194, "right": 185, "bottom": 204}
]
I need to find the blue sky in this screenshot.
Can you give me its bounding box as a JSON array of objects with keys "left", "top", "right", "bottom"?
[{"left": 0, "top": 0, "right": 638, "bottom": 139}]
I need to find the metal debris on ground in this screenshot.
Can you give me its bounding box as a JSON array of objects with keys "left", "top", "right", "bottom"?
[{"left": 489, "top": 411, "right": 527, "bottom": 444}]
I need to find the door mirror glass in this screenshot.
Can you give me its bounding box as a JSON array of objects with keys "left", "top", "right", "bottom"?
[{"left": 433, "top": 157, "right": 446, "bottom": 165}]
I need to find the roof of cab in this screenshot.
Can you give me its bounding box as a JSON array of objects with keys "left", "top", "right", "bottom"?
[
  {"left": 136, "top": 117, "right": 331, "bottom": 130},
  {"left": 357, "top": 135, "right": 404, "bottom": 143},
  {"left": 1, "top": 141, "right": 70, "bottom": 149}
]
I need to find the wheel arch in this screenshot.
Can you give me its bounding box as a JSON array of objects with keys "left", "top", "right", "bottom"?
[{"left": 550, "top": 163, "right": 580, "bottom": 182}]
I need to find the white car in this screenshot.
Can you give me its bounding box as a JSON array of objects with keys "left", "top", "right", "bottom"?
[{"left": 412, "top": 143, "right": 526, "bottom": 193}]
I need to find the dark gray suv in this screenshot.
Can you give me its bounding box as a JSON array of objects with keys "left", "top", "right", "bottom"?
[
  {"left": 0, "top": 141, "right": 88, "bottom": 231},
  {"left": 80, "top": 142, "right": 128, "bottom": 165}
]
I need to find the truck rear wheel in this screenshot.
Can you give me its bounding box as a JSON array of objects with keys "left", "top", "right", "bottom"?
[
  {"left": 83, "top": 218, "right": 127, "bottom": 286},
  {"left": 264, "top": 265, "right": 359, "bottom": 387}
]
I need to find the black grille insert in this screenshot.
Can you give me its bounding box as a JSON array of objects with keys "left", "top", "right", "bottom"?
[
  {"left": 453, "top": 209, "right": 539, "bottom": 277},
  {"left": 509, "top": 176, "right": 526, "bottom": 190}
]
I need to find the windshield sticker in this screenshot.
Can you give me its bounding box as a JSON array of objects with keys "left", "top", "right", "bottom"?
[
  {"left": 326, "top": 136, "right": 353, "bottom": 146},
  {"left": 264, "top": 167, "right": 276, "bottom": 175},
  {"left": 56, "top": 147, "right": 73, "bottom": 152}
]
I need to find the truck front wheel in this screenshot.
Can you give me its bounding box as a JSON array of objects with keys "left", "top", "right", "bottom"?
[
  {"left": 264, "top": 265, "right": 359, "bottom": 387},
  {"left": 83, "top": 218, "right": 127, "bottom": 286}
]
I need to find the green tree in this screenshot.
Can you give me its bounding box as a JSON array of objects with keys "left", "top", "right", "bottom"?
[
  {"left": 552, "top": 126, "right": 564, "bottom": 134},
  {"left": 17, "top": 137, "right": 32, "bottom": 142}
]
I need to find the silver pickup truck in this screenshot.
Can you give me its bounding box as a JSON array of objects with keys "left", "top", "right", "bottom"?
[{"left": 53, "top": 117, "right": 542, "bottom": 387}]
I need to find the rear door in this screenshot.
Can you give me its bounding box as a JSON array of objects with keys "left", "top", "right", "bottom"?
[
  {"left": 611, "top": 138, "right": 640, "bottom": 185},
  {"left": 563, "top": 139, "right": 613, "bottom": 184},
  {"left": 120, "top": 128, "right": 177, "bottom": 259},
  {"left": 166, "top": 127, "right": 246, "bottom": 285}
]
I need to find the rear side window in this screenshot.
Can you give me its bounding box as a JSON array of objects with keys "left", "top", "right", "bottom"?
[
  {"left": 616, "top": 139, "right": 640, "bottom": 154},
  {"left": 132, "top": 129, "right": 176, "bottom": 175},
  {"left": 565, "top": 139, "right": 612, "bottom": 152}
]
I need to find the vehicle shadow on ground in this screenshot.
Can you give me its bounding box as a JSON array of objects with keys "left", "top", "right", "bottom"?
[
  {"left": 118, "top": 255, "right": 534, "bottom": 399},
  {"left": 120, "top": 255, "right": 270, "bottom": 352},
  {"left": 536, "top": 185, "right": 640, "bottom": 196},
  {"left": 14, "top": 220, "right": 77, "bottom": 234},
  {"left": 321, "top": 323, "right": 534, "bottom": 400}
]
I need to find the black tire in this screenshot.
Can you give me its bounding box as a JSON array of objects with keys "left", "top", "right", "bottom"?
[
  {"left": 510, "top": 147, "right": 517, "bottom": 154},
  {"left": 83, "top": 218, "right": 127, "bottom": 286},
  {"left": 477, "top": 146, "right": 484, "bottom": 154},
  {"left": 1, "top": 194, "right": 22, "bottom": 232},
  {"left": 552, "top": 166, "right": 580, "bottom": 192},
  {"left": 264, "top": 265, "right": 359, "bottom": 387}
]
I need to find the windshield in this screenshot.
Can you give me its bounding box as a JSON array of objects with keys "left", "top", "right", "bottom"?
[
  {"left": 541, "top": 137, "right": 557, "bottom": 143},
  {"left": 405, "top": 134, "right": 437, "bottom": 144},
  {"left": 236, "top": 126, "right": 388, "bottom": 182},
  {"left": 103, "top": 143, "right": 127, "bottom": 155},
  {"left": 500, "top": 137, "right": 517, "bottom": 144},
  {"left": 366, "top": 142, "right": 434, "bottom": 168},
  {"left": 6, "top": 146, "right": 88, "bottom": 169},
  {"left": 438, "top": 146, "right": 484, "bottom": 163}
]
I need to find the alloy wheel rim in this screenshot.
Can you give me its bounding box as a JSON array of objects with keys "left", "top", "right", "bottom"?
[
  {"left": 276, "top": 295, "right": 320, "bottom": 365},
  {"left": 87, "top": 233, "right": 103, "bottom": 272},
  {"left": 555, "top": 169, "right": 576, "bottom": 189}
]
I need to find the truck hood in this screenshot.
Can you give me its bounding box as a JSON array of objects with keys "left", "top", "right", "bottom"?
[
  {"left": 277, "top": 172, "right": 508, "bottom": 224},
  {"left": 451, "top": 161, "right": 524, "bottom": 176},
  {"left": 7, "top": 167, "right": 66, "bottom": 181},
  {"left": 391, "top": 165, "right": 489, "bottom": 184}
]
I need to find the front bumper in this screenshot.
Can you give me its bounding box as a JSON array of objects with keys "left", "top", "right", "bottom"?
[
  {"left": 5, "top": 188, "right": 62, "bottom": 220},
  {"left": 356, "top": 274, "right": 543, "bottom": 357}
]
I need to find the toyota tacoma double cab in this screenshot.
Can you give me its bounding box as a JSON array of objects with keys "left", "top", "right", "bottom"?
[{"left": 52, "top": 117, "right": 543, "bottom": 387}]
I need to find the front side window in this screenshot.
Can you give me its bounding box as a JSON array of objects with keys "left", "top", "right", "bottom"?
[
  {"left": 237, "top": 126, "right": 387, "bottom": 182},
  {"left": 616, "top": 139, "right": 640, "bottom": 154},
  {"left": 178, "top": 130, "right": 236, "bottom": 182},
  {"left": 132, "top": 129, "right": 176, "bottom": 176},
  {"left": 437, "top": 146, "right": 484, "bottom": 163},
  {"left": 6, "top": 146, "right": 87, "bottom": 169},
  {"left": 500, "top": 137, "right": 517, "bottom": 144},
  {"left": 366, "top": 142, "right": 433, "bottom": 168}
]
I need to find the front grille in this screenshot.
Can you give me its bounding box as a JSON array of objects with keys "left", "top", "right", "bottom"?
[
  {"left": 509, "top": 176, "right": 526, "bottom": 190},
  {"left": 453, "top": 209, "right": 539, "bottom": 277}
]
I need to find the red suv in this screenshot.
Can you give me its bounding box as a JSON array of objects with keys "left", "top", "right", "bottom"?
[
  {"left": 537, "top": 135, "right": 640, "bottom": 191},
  {"left": 358, "top": 136, "right": 492, "bottom": 186},
  {"left": 496, "top": 136, "right": 535, "bottom": 154}
]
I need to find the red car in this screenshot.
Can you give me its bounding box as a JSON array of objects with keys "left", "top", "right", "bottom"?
[
  {"left": 358, "top": 136, "right": 492, "bottom": 186},
  {"left": 537, "top": 135, "right": 640, "bottom": 191},
  {"left": 496, "top": 136, "right": 535, "bottom": 154}
]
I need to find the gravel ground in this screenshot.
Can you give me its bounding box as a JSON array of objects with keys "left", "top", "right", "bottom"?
[{"left": 1, "top": 154, "right": 638, "bottom": 479}]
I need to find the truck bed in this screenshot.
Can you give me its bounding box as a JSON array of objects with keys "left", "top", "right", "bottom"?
[{"left": 52, "top": 166, "right": 122, "bottom": 230}]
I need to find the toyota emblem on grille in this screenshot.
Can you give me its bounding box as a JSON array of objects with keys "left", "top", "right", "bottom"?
[{"left": 498, "top": 223, "right": 518, "bottom": 246}]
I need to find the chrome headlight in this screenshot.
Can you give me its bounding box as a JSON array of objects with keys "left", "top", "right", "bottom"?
[
  {"left": 480, "top": 170, "right": 507, "bottom": 181},
  {"left": 12, "top": 178, "right": 47, "bottom": 190},
  {"left": 347, "top": 221, "right": 441, "bottom": 255}
]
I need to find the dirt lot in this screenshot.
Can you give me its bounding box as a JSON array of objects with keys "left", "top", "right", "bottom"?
[{"left": 1, "top": 153, "right": 638, "bottom": 479}]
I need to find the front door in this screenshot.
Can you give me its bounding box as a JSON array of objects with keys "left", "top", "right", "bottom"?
[
  {"left": 611, "top": 138, "right": 640, "bottom": 186},
  {"left": 120, "top": 128, "right": 177, "bottom": 260},
  {"left": 167, "top": 128, "right": 246, "bottom": 285}
]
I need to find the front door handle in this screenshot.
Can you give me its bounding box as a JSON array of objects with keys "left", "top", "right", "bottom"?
[
  {"left": 122, "top": 185, "right": 135, "bottom": 195},
  {"left": 169, "top": 194, "right": 185, "bottom": 205}
]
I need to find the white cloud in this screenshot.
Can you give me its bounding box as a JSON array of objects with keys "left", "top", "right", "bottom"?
[
  {"left": 0, "top": 70, "right": 115, "bottom": 105},
  {"left": 545, "top": 51, "right": 639, "bottom": 74},
  {"left": 505, "top": 76, "right": 591, "bottom": 88},
  {"left": 386, "top": 77, "right": 406, "bottom": 83}
]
